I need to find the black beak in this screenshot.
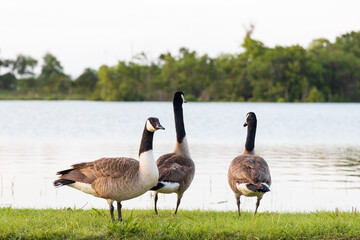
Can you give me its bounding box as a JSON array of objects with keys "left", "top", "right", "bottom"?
[{"left": 157, "top": 123, "right": 165, "bottom": 130}]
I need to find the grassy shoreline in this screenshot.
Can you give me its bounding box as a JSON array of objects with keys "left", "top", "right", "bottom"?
[{"left": 1, "top": 208, "right": 359, "bottom": 239}]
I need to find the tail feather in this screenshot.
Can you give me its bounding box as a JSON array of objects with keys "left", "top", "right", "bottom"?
[
  {"left": 246, "top": 183, "right": 270, "bottom": 193},
  {"left": 54, "top": 179, "right": 75, "bottom": 187},
  {"left": 56, "top": 168, "right": 74, "bottom": 175},
  {"left": 56, "top": 163, "right": 88, "bottom": 175},
  {"left": 150, "top": 182, "right": 165, "bottom": 191}
]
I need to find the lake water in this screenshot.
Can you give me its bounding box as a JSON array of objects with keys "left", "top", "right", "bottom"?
[{"left": 0, "top": 101, "right": 359, "bottom": 213}]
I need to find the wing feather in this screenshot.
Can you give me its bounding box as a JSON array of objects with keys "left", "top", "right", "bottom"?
[
  {"left": 156, "top": 153, "right": 194, "bottom": 183},
  {"left": 228, "top": 155, "right": 271, "bottom": 185},
  {"left": 58, "top": 157, "right": 139, "bottom": 184}
]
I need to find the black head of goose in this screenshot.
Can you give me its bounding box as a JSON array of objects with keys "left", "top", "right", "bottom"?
[
  {"left": 54, "top": 117, "right": 165, "bottom": 221},
  {"left": 227, "top": 112, "right": 271, "bottom": 216},
  {"left": 150, "top": 91, "right": 195, "bottom": 214}
]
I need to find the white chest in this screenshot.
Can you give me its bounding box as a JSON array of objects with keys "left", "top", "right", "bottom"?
[{"left": 139, "top": 150, "right": 159, "bottom": 187}]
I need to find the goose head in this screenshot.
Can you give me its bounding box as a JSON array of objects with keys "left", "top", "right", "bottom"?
[
  {"left": 243, "top": 112, "right": 257, "bottom": 127},
  {"left": 146, "top": 117, "right": 165, "bottom": 132},
  {"left": 174, "top": 91, "right": 187, "bottom": 105}
]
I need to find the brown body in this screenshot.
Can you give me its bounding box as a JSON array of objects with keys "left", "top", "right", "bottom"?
[
  {"left": 228, "top": 154, "right": 271, "bottom": 196},
  {"left": 54, "top": 117, "right": 164, "bottom": 221},
  {"left": 58, "top": 156, "right": 158, "bottom": 201},
  {"left": 152, "top": 91, "right": 195, "bottom": 214},
  {"left": 156, "top": 151, "right": 195, "bottom": 195},
  {"left": 227, "top": 112, "right": 271, "bottom": 215}
]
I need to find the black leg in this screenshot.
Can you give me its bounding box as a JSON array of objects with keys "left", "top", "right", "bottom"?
[
  {"left": 174, "top": 195, "right": 182, "bottom": 214},
  {"left": 154, "top": 193, "right": 158, "bottom": 215},
  {"left": 117, "top": 201, "right": 122, "bottom": 221},
  {"left": 254, "top": 197, "right": 262, "bottom": 215},
  {"left": 109, "top": 201, "right": 115, "bottom": 221},
  {"left": 236, "top": 196, "right": 241, "bottom": 216}
]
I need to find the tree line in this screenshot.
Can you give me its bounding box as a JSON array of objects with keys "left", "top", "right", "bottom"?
[{"left": 1, "top": 29, "right": 360, "bottom": 102}]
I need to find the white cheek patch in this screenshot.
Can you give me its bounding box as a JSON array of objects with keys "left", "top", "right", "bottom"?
[
  {"left": 146, "top": 120, "right": 156, "bottom": 132},
  {"left": 181, "top": 94, "right": 186, "bottom": 103},
  {"left": 245, "top": 113, "right": 250, "bottom": 123}
]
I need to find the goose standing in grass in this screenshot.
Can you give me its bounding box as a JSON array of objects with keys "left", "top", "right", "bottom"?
[
  {"left": 228, "top": 112, "right": 271, "bottom": 216},
  {"left": 151, "top": 91, "right": 195, "bottom": 214},
  {"left": 54, "top": 117, "right": 165, "bottom": 221}
]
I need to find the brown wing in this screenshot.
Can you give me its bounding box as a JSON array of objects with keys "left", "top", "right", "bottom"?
[
  {"left": 156, "top": 153, "right": 195, "bottom": 183},
  {"left": 58, "top": 157, "right": 139, "bottom": 184},
  {"left": 228, "top": 155, "right": 271, "bottom": 187}
]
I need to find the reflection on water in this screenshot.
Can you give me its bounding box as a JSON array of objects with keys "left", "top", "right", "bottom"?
[{"left": 0, "top": 101, "right": 359, "bottom": 212}]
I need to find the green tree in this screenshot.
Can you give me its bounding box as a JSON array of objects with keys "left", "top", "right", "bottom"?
[
  {"left": 10, "top": 55, "right": 38, "bottom": 93},
  {"left": 11, "top": 55, "right": 38, "bottom": 77},
  {"left": 1, "top": 29, "right": 360, "bottom": 102},
  {"left": 306, "top": 87, "right": 324, "bottom": 102},
  {"left": 38, "top": 53, "right": 72, "bottom": 95},
  {"left": 242, "top": 24, "right": 267, "bottom": 61},
  {"left": 0, "top": 72, "right": 16, "bottom": 89},
  {"left": 74, "top": 68, "right": 99, "bottom": 97},
  {"left": 94, "top": 61, "right": 146, "bottom": 101},
  {"left": 0, "top": 54, "right": 17, "bottom": 90},
  {"left": 334, "top": 31, "right": 360, "bottom": 58},
  {"left": 157, "top": 52, "right": 178, "bottom": 100}
]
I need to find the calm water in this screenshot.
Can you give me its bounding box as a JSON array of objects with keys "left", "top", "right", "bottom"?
[{"left": 0, "top": 101, "right": 359, "bottom": 212}]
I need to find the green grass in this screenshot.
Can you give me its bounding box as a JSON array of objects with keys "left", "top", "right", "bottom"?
[{"left": 0, "top": 208, "right": 359, "bottom": 239}]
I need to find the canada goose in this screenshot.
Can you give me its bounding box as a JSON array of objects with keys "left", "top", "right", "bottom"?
[
  {"left": 150, "top": 91, "right": 195, "bottom": 214},
  {"left": 228, "top": 112, "right": 271, "bottom": 216},
  {"left": 54, "top": 117, "right": 165, "bottom": 221}
]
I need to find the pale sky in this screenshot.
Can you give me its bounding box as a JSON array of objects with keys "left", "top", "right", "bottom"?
[{"left": 1, "top": 0, "right": 360, "bottom": 78}]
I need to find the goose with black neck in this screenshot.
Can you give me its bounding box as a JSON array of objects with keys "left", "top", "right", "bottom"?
[
  {"left": 54, "top": 117, "right": 165, "bottom": 221},
  {"left": 228, "top": 112, "right": 271, "bottom": 216},
  {"left": 151, "top": 91, "right": 195, "bottom": 214}
]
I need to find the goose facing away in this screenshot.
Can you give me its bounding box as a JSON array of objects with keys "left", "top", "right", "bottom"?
[
  {"left": 54, "top": 117, "right": 165, "bottom": 221},
  {"left": 228, "top": 112, "right": 271, "bottom": 216},
  {"left": 151, "top": 91, "right": 195, "bottom": 214}
]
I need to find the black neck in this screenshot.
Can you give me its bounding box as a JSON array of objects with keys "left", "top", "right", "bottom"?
[
  {"left": 174, "top": 101, "right": 186, "bottom": 143},
  {"left": 139, "top": 127, "right": 154, "bottom": 156},
  {"left": 245, "top": 120, "right": 256, "bottom": 152}
]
